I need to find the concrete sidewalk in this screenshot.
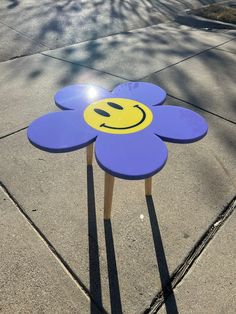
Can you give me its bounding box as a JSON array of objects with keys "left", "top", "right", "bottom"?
[
  {"left": 0, "top": 1, "right": 235, "bottom": 313},
  {"left": 0, "top": 0, "right": 225, "bottom": 62},
  {"left": 158, "top": 204, "right": 236, "bottom": 314}
]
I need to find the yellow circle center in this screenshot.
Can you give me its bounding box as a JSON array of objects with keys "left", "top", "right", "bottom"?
[{"left": 84, "top": 98, "right": 153, "bottom": 134}]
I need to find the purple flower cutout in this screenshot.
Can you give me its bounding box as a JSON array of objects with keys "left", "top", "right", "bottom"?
[{"left": 28, "top": 82, "right": 208, "bottom": 180}]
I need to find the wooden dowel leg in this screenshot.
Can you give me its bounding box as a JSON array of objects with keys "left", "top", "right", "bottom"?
[
  {"left": 86, "top": 143, "right": 94, "bottom": 165},
  {"left": 104, "top": 172, "right": 115, "bottom": 220},
  {"left": 145, "top": 177, "right": 152, "bottom": 196}
]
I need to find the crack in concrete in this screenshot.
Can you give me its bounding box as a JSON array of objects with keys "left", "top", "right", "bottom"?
[
  {"left": 0, "top": 181, "right": 107, "bottom": 314},
  {"left": 144, "top": 195, "right": 236, "bottom": 313}
]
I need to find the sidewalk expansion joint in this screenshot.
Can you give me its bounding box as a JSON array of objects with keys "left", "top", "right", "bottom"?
[
  {"left": 0, "top": 19, "right": 174, "bottom": 64},
  {"left": 36, "top": 20, "right": 176, "bottom": 57},
  {"left": 140, "top": 37, "right": 235, "bottom": 80},
  {"left": 0, "top": 126, "right": 28, "bottom": 140},
  {"left": 144, "top": 195, "right": 236, "bottom": 314},
  {"left": 40, "top": 52, "right": 129, "bottom": 81},
  {"left": 8, "top": 54, "right": 32, "bottom": 61},
  {"left": 0, "top": 181, "right": 107, "bottom": 314},
  {"left": 167, "top": 94, "right": 236, "bottom": 125}
]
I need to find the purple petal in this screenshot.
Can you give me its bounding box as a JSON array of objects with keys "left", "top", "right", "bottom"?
[
  {"left": 95, "top": 131, "right": 168, "bottom": 179},
  {"left": 54, "top": 84, "right": 111, "bottom": 110},
  {"left": 151, "top": 106, "right": 208, "bottom": 143},
  {"left": 112, "top": 82, "right": 166, "bottom": 107},
  {"left": 28, "top": 111, "right": 98, "bottom": 152}
]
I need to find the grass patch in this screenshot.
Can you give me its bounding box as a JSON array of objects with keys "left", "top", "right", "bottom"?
[{"left": 191, "top": 4, "right": 236, "bottom": 24}]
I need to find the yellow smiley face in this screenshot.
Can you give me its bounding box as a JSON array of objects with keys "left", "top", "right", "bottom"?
[{"left": 84, "top": 98, "right": 153, "bottom": 134}]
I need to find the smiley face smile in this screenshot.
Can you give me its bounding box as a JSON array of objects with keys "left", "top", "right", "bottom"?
[
  {"left": 84, "top": 98, "right": 153, "bottom": 134},
  {"left": 100, "top": 105, "right": 146, "bottom": 130}
]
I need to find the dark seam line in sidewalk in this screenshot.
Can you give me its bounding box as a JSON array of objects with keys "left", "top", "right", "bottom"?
[
  {"left": 0, "top": 19, "right": 175, "bottom": 64},
  {"left": 8, "top": 53, "right": 44, "bottom": 61},
  {"left": 140, "top": 37, "right": 235, "bottom": 80},
  {"left": 0, "top": 20, "right": 49, "bottom": 49},
  {"left": 0, "top": 126, "right": 28, "bottom": 140},
  {"left": 42, "top": 37, "right": 235, "bottom": 83},
  {"left": 167, "top": 94, "right": 236, "bottom": 125},
  {"left": 36, "top": 20, "right": 175, "bottom": 56},
  {"left": 144, "top": 195, "right": 236, "bottom": 314},
  {"left": 38, "top": 18, "right": 227, "bottom": 58},
  {"left": 1, "top": 90, "right": 235, "bottom": 143},
  {"left": 40, "top": 52, "right": 130, "bottom": 81},
  {"left": 0, "top": 181, "right": 107, "bottom": 314},
  {"left": 214, "top": 47, "right": 236, "bottom": 56}
]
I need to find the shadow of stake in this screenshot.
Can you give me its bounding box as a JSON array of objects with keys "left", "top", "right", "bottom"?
[{"left": 146, "top": 196, "right": 179, "bottom": 314}]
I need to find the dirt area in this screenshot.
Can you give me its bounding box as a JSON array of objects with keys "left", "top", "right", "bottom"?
[{"left": 191, "top": 4, "right": 236, "bottom": 24}]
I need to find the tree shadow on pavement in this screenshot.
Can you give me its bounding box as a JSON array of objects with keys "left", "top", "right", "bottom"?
[
  {"left": 1, "top": 0, "right": 226, "bottom": 62},
  {"left": 7, "top": 0, "right": 19, "bottom": 9}
]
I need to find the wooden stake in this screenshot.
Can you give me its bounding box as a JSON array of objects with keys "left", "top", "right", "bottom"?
[
  {"left": 145, "top": 177, "right": 152, "bottom": 196},
  {"left": 104, "top": 172, "right": 115, "bottom": 220},
  {"left": 86, "top": 143, "right": 94, "bottom": 165}
]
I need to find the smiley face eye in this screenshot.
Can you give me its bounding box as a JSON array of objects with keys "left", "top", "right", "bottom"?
[
  {"left": 94, "top": 108, "right": 110, "bottom": 117},
  {"left": 107, "top": 102, "right": 123, "bottom": 110}
]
